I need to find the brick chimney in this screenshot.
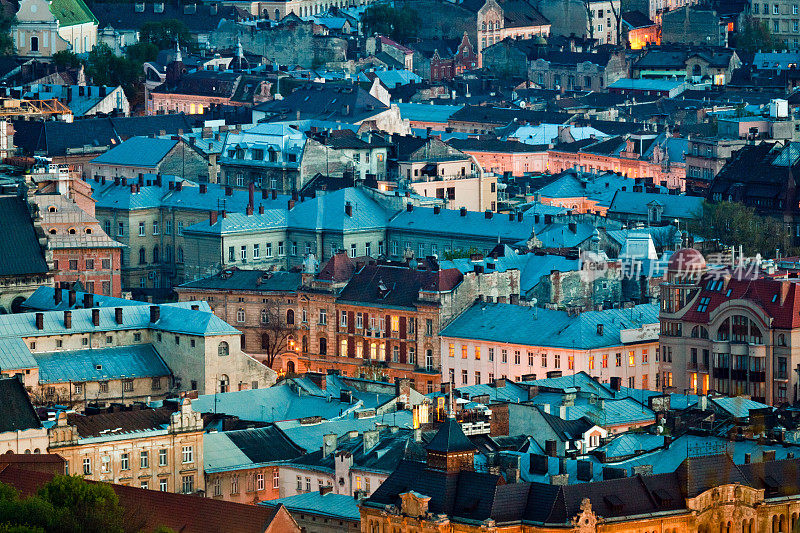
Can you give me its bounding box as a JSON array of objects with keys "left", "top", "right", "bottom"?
[
  {"left": 92, "top": 308, "right": 100, "bottom": 326},
  {"left": 63, "top": 310, "right": 72, "bottom": 329},
  {"left": 68, "top": 290, "right": 76, "bottom": 307},
  {"left": 35, "top": 312, "right": 44, "bottom": 330},
  {"left": 150, "top": 305, "right": 160, "bottom": 323},
  {"left": 115, "top": 307, "right": 123, "bottom": 324},
  {"left": 83, "top": 293, "right": 93, "bottom": 308}
]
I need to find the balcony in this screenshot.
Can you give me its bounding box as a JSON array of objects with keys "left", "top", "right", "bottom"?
[
  {"left": 713, "top": 368, "right": 729, "bottom": 380},
  {"left": 731, "top": 369, "right": 748, "bottom": 381}
]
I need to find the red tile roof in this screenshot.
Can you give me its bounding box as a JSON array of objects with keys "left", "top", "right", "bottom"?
[
  {"left": 680, "top": 274, "right": 800, "bottom": 329},
  {"left": 0, "top": 464, "right": 299, "bottom": 533}
]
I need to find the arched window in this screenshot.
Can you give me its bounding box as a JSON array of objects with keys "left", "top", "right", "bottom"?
[
  {"left": 138, "top": 247, "right": 146, "bottom": 264},
  {"left": 481, "top": 21, "right": 486, "bottom": 31},
  {"left": 779, "top": 333, "right": 787, "bottom": 346},
  {"left": 218, "top": 341, "right": 229, "bottom": 356},
  {"left": 153, "top": 245, "right": 160, "bottom": 263},
  {"left": 716, "top": 318, "right": 730, "bottom": 341},
  {"left": 30, "top": 36, "right": 38, "bottom": 52},
  {"left": 85, "top": 227, "right": 92, "bottom": 234},
  {"left": 261, "top": 309, "right": 269, "bottom": 324},
  {"left": 261, "top": 333, "right": 269, "bottom": 350},
  {"left": 177, "top": 246, "right": 184, "bottom": 263},
  {"left": 286, "top": 309, "right": 295, "bottom": 325},
  {"left": 275, "top": 8, "right": 280, "bottom": 19},
  {"left": 302, "top": 335, "right": 308, "bottom": 353},
  {"left": 219, "top": 374, "right": 229, "bottom": 393},
  {"left": 49, "top": 228, "right": 56, "bottom": 234},
  {"left": 68, "top": 227, "right": 76, "bottom": 235},
  {"left": 236, "top": 308, "right": 245, "bottom": 322},
  {"left": 691, "top": 325, "right": 708, "bottom": 339}
]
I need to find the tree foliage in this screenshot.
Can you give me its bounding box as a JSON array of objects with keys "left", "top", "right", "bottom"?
[
  {"left": 732, "top": 16, "right": 780, "bottom": 53},
  {"left": 139, "top": 20, "right": 194, "bottom": 50},
  {"left": 52, "top": 50, "right": 82, "bottom": 70},
  {"left": 362, "top": 4, "right": 420, "bottom": 42},
  {"left": 0, "top": 12, "right": 15, "bottom": 56},
  {"left": 0, "top": 476, "right": 125, "bottom": 533},
  {"left": 259, "top": 305, "right": 298, "bottom": 369},
  {"left": 687, "top": 201, "right": 797, "bottom": 258}
]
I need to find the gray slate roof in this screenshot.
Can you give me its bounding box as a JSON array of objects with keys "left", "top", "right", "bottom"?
[{"left": 0, "top": 196, "right": 48, "bottom": 276}]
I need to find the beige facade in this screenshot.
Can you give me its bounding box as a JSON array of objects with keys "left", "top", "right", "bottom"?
[
  {"left": 0, "top": 428, "right": 49, "bottom": 455},
  {"left": 13, "top": 0, "right": 97, "bottom": 57},
  {"left": 49, "top": 399, "right": 205, "bottom": 494},
  {"left": 410, "top": 175, "right": 498, "bottom": 212},
  {"left": 477, "top": 0, "right": 551, "bottom": 63}
]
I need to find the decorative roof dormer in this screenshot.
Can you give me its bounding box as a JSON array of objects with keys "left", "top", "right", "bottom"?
[{"left": 424, "top": 418, "right": 477, "bottom": 474}]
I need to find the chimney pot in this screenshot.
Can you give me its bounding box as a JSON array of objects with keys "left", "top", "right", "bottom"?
[
  {"left": 35, "top": 312, "right": 44, "bottom": 330},
  {"left": 199, "top": 183, "right": 207, "bottom": 194},
  {"left": 210, "top": 210, "right": 218, "bottom": 225},
  {"left": 92, "top": 308, "right": 100, "bottom": 326},
  {"left": 460, "top": 207, "right": 467, "bottom": 216},
  {"left": 258, "top": 205, "right": 264, "bottom": 214}
]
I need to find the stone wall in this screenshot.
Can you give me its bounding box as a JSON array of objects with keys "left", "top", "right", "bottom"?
[{"left": 211, "top": 21, "right": 348, "bottom": 69}]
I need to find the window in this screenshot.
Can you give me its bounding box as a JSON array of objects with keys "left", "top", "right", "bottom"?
[
  {"left": 85, "top": 259, "right": 94, "bottom": 270},
  {"left": 340, "top": 310, "right": 348, "bottom": 328},
  {"left": 240, "top": 245, "right": 247, "bottom": 261},
  {"left": 118, "top": 222, "right": 124, "bottom": 236},
  {"left": 602, "top": 354, "right": 608, "bottom": 368},
  {"left": 555, "top": 354, "right": 560, "bottom": 368},
  {"left": 296, "top": 476, "right": 302, "bottom": 491},
  {"left": 266, "top": 242, "right": 273, "bottom": 257},
  {"left": 159, "top": 449, "right": 167, "bottom": 466},
  {"left": 642, "top": 349, "right": 649, "bottom": 364},
  {"left": 83, "top": 458, "right": 91, "bottom": 475},
  {"left": 319, "top": 308, "right": 327, "bottom": 325},
  {"left": 475, "top": 346, "right": 481, "bottom": 360},
  {"left": 291, "top": 241, "right": 298, "bottom": 255},
  {"left": 138, "top": 222, "right": 145, "bottom": 236},
  {"left": 99, "top": 381, "right": 109, "bottom": 393},
  {"left": 340, "top": 338, "right": 348, "bottom": 356},
  {"left": 74, "top": 383, "right": 82, "bottom": 394},
  {"left": 616, "top": 353, "right": 622, "bottom": 367},
  {"left": 287, "top": 309, "right": 295, "bottom": 324},
  {"left": 237, "top": 308, "right": 245, "bottom": 323},
  {"left": 356, "top": 312, "right": 364, "bottom": 329},
  {"left": 182, "top": 475, "right": 194, "bottom": 494},
  {"left": 461, "top": 345, "right": 468, "bottom": 359},
  {"left": 177, "top": 221, "right": 184, "bottom": 235},
  {"left": 409, "top": 346, "right": 416, "bottom": 364},
  {"left": 426, "top": 319, "right": 433, "bottom": 336},
  {"left": 153, "top": 220, "right": 159, "bottom": 235},
  {"left": 256, "top": 473, "right": 265, "bottom": 491},
  {"left": 182, "top": 446, "right": 193, "bottom": 463},
  {"left": 514, "top": 350, "right": 521, "bottom": 365},
  {"left": 140, "top": 451, "right": 149, "bottom": 468},
  {"left": 160, "top": 479, "right": 168, "bottom": 492},
  {"left": 218, "top": 341, "right": 229, "bottom": 356},
  {"left": 253, "top": 243, "right": 260, "bottom": 259},
  {"left": 461, "top": 370, "right": 468, "bottom": 384},
  {"left": 501, "top": 349, "right": 507, "bottom": 363},
  {"left": 489, "top": 348, "right": 494, "bottom": 361},
  {"left": 568, "top": 355, "right": 574, "bottom": 370},
  {"left": 123, "top": 379, "right": 133, "bottom": 392},
  {"left": 541, "top": 353, "right": 547, "bottom": 367},
  {"left": 628, "top": 351, "right": 635, "bottom": 366},
  {"left": 101, "top": 455, "right": 110, "bottom": 473}
]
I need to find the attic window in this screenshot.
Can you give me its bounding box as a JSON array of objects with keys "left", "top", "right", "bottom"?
[
  {"left": 68, "top": 227, "right": 76, "bottom": 235},
  {"left": 697, "top": 297, "right": 711, "bottom": 313},
  {"left": 49, "top": 228, "right": 56, "bottom": 235},
  {"left": 725, "top": 288, "right": 732, "bottom": 297},
  {"left": 603, "top": 494, "right": 624, "bottom": 513},
  {"left": 48, "top": 206, "right": 57, "bottom": 212}
]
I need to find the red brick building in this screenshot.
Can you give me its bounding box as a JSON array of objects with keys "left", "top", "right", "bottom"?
[
  {"left": 33, "top": 195, "right": 123, "bottom": 297},
  {"left": 430, "top": 33, "right": 479, "bottom": 81}
]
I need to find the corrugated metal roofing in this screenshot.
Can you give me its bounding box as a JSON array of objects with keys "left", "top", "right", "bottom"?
[
  {"left": 35, "top": 344, "right": 170, "bottom": 384},
  {"left": 0, "top": 337, "right": 38, "bottom": 370},
  {"left": 260, "top": 491, "right": 361, "bottom": 520},
  {"left": 441, "top": 302, "right": 659, "bottom": 349},
  {"left": 91, "top": 136, "right": 177, "bottom": 167}
]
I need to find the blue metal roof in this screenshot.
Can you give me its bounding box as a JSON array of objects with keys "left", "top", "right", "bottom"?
[
  {"left": 388, "top": 206, "right": 533, "bottom": 241},
  {"left": 397, "top": 103, "right": 464, "bottom": 124},
  {"left": 0, "top": 303, "right": 238, "bottom": 338},
  {"left": 440, "top": 302, "right": 659, "bottom": 350},
  {"left": 0, "top": 337, "right": 38, "bottom": 370},
  {"left": 260, "top": 491, "right": 361, "bottom": 520},
  {"left": 35, "top": 344, "right": 170, "bottom": 384},
  {"left": 92, "top": 175, "right": 290, "bottom": 212},
  {"left": 91, "top": 136, "right": 178, "bottom": 167}
]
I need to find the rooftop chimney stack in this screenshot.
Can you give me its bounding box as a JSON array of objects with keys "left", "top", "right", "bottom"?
[
  {"left": 83, "top": 293, "right": 93, "bottom": 308},
  {"left": 68, "top": 290, "right": 76, "bottom": 307},
  {"left": 35, "top": 312, "right": 44, "bottom": 330},
  {"left": 115, "top": 307, "right": 123, "bottom": 324},
  {"left": 150, "top": 305, "right": 160, "bottom": 323},
  {"left": 63, "top": 310, "right": 72, "bottom": 329},
  {"left": 92, "top": 308, "right": 100, "bottom": 326}
]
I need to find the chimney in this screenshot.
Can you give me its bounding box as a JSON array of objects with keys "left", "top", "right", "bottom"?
[
  {"left": 35, "top": 312, "right": 44, "bottom": 330},
  {"left": 258, "top": 205, "right": 265, "bottom": 214},
  {"left": 114, "top": 177, "right": 120, "bottom": 186},
  {"left": 544, "top": 214, "right": 553, "bottom": 224},
  {"left": 509, "top": 212, "right": 515, "bottom": 221},
  {"left": 433, "top": 205, "right": 441, "bottom": 214},
  {"left": 246, "top": 205, "right": 254, "bottom": 216},
  {"left": 577, "top": 460, "right": 593, "bottom": 481},
  {"left": 54, "top": 288, "right": 62, "bottom": 305},
  {"left": 210, "top": 211, "right": 218, "bottom": 225},
  {"left": 83, "top": 293, "right": 93, "bottom": 308},
  {"left": 262, "top": 189, "right": 268, "bottom": 199},
  {"left": 122, "top": 178, "right": 127, "bottom": 186},
  {"left": 131, "top": 184, "right": 138, "bottom": 194},
  {"left": 363, "top": 429, "right": 379, "bottom": 454},
  {"left": 199, "top": 183, "right": 207, "bottom": 194},
  {"left": 517, "top": 212, "right": 523, "bottom": 222},
  {"left": 225, "top": 186, "right": 233, "bottom": 196},
  {"left": 271, "top": 189, "right": 277, "bottom": 200},
  {"left": 485, "top": 209, "right": 493, "bottom": 219},
  {"left": 63, "top": 310, "right": 72, "bottom": 329},
  {"left": 292, "top": 190, "right": 299, "bottom": 201},
  {"left": 115, "top": 307, "right": 123, "bottom": 324},
  {"left": 460, "top": 207, "right": 467, "bottom": 216},
  {"left": 545, "top": 440, "right": 557, "bottom": 457},
  {"left": 150, "top": 305, "right": 160, "bottom": 323},
  {"left": 288, "top": 200, "right": 295, "bottom": 209},
  {"left": 221, "top": 210, "right": 226, "bottom": 218},
  {"left": 68, "top": 290, "right": 76, "bottom": 307},
  {"left": 568, "top": 222, "right": 577, "bottom": 233},
  {"left": 169, "top": 181, "right": 175, "bottom": 190},
  {"left": 345, "top": 201, "right": 353, "bottom": 216},
  {"left": 175, "top": 181, "right": 183, "bottom": 192},
  {"left": 406, "top": 203, "right": 413, "bottom": 212},
  {"left": 322, "top": 433, "right": 337, "bottom": 457},
  {"left": 248, "top": 182, "right": 255, "bottom": 207},
  {"left": 92, "top": 308, "right": 100, "bottom": 326},
  {"left": 191, "top": 304, "right": 200, "bottom": 311},
  {"left": 744, "top": 453, "right": 751, "bottom": 464}
]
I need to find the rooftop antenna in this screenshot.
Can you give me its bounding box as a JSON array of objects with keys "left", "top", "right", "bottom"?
[{"left": 175, "top": 39, "right": 182, "bottom": 64}]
